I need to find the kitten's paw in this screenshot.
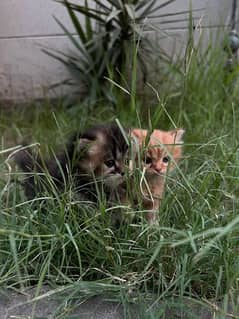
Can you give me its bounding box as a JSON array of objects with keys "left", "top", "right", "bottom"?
[{"left": 145, "top": 210, "right": 158, "bottom": 225}]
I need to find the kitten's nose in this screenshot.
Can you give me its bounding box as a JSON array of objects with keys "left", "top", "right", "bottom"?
[
  {"left": 115, "top": 165, "right": 124, "bottom": 176},
  {"left": 154, "top": 167, "right": 161, "bottom": 173}
]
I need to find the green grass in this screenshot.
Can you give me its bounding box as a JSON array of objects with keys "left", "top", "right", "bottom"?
[{"left": 1, "top": 39, "right": 239, "bottom": 318}]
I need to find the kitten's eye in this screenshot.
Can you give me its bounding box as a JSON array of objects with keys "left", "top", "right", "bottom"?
[
  {"left": 145, "top": 157, "right": 152, "bottom": 164},
  {"left": 104, "top": 159, "right": 115, "bottom": 168},
  {"left": 162, "top": 156, "right": 170, "bottom": 164}
]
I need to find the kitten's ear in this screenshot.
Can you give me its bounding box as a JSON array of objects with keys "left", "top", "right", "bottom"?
[
  {"left": 76, "top": 138, "right": 94, "bottom": 153},
  {"left": 171, "top": 128, "right": 185, "bottom": 144},
  {"left": 130, "top": 129, "right": 148, "bottom": 143}
]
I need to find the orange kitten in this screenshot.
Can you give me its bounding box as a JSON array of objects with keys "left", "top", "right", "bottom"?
[{"left": 130, "top": 128, "right": 185, "bottom": 224}]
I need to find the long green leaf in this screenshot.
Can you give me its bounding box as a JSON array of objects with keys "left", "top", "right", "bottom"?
[
  {"left": 53, "top": 16, "right": 96, "bottom": 67},
  {"left": 53, "top": 16, "right": 82, "bottom": 51},
  {"left": 85, "top": 0, "right": 93, "bottom": 40},
  {"left": 138, "top": 0, "right": 157, "bottom": 19},
  {"left": 105, "top": 0, "right": 122, "bottom": 10},
  {"left": 63, "top": 0, "right": 87, "bottom": 43},
  {"left": 94, "top": 0, "right": 111, "bottom": 12},
  {"left": 106, "top": 9, "right": 122, "bottom": 24},
  {"left": 44, "top": 41, "right": 90, "bottom": 66},
  {"left": 151, "top": 0, "right": 176, "bottom": 15},
  {"left": 42, "top": 49, "right": 71, "bottom": 67},
  {"left": 135, "top": 0, "right": 154, "bottom": 11},
  {"left": 43, "top": 47, "right": 93, "bottom": 79},
  {"left": 125, "top": 4, "right": 135, "bottom": 20},
  {"left": 56, "top": 1, "right": 107, "bottom": 22}
]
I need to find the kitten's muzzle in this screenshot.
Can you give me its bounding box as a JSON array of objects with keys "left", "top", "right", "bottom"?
[
  {"left": 148, "top": 165, "right": 161, "bottom": 173},
  {"left": 115, "top": 168, "right": 124, "bottom": 176},
  {"left": 148, "top": 167, "right": 162, "bottom": 175},
  {"left": 154, "top": 168, "right": 162, "bottom": 173},
  {"left": 114, "top": 164, "right": 124, "bottom": 176}
]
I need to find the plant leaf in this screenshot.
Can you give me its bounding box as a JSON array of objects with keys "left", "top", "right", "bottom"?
[
  {"left": 94, "top": 0, "right": 111, "bottom": 12},
  {"left": 125, "top": 4, "right": 135, "bottom": 21},
  {"left": 53, "top": 16, "right": 83, "bottom": 51},
  {"left": 85, "top": 0, "right": 93, "bottom": 40},
  {"left": 56, "top": 0, "right": 107, "bottom": 22},
  {"left": 42, "top": 49, "right": 70, "bottom": 67},
  {"left": 105, "top": 0, "right": 122, "bottom": 10},
  {"left": 151, "top": 0, "right": 176, "bottom": 14},
  {"left": 63, "top": 0, "right": 87, "bottom": 43},
  {"left": 138, "top": 0, "right": 158, "bottom": 19},
  {"left": 106, "top": 9, "right": 122, "bottom": 23},
  {"left": 136, "top": 0, "right": 155, "bottom": 12}
]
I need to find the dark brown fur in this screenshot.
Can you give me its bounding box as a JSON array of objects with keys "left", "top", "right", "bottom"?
[{"left": 15, "top": 123, "right": 128, "bottom": 201}]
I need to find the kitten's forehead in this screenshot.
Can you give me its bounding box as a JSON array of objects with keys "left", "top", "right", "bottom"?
[
  {"left": 147, "top": 129, "right": 184, "bottom": 160},
  {"left": 147, "top": 147, "right": 161, "bottom": 159},
  {"left": 106, "top": 124, "right": 128, "bottom": 156},
  {"left": 150, "top": 129, "right": 184, "bottom": 145},
  {"left": 116, "top": 148, "right": 125, "bottom": 160},
  {"left": 131, "top": 128, "right": 184, "bottom": 146},
  {"left": 84, "top": 124, "right": 126, "bottom": 164},
  {"left": 150, "top": 130, "right": 172, "bottom": 145},
  {"left": 95, "top": 132, "right": 107, "bottom": 145},
  {"left": 86, "top": 123, "right": 127, "bottom": 154}
]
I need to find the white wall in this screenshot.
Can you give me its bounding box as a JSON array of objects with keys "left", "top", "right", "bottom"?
[
  {"left": 0, "top": 0, "right": 233, "bottom": 101},
  {"left": 0, "top": 0, "right": 77, "bottom": 101}
]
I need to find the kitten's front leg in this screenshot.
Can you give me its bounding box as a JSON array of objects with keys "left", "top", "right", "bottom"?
[
  {"left": 143, "top": 174, "right": 164, "bottom": 224},
  {"left": 143, "top": 197, "right": 160, "bottom": 224}
]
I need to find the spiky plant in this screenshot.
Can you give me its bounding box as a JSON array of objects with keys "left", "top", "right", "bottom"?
[{"left": 44, "top": 0, "right": 191, "bottom": 106}]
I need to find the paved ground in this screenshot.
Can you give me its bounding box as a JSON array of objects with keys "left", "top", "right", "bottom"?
[
  {"left": 0, "top": 285, "right": 238, "bottom": 319},
  {"left": 0, "top": 286, "right": 125, "bottom": 319}
]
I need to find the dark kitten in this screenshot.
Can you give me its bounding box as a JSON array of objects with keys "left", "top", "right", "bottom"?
[{"left": 15, "top": 123, "right": 128, "bottom": 201}]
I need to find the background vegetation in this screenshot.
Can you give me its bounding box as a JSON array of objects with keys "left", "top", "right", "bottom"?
[
  {"left": 46, "top": 0, "right": 190, "bottom": 107},
  {"left": 1, "top": 6, "right": 239, "bottom": 319}
]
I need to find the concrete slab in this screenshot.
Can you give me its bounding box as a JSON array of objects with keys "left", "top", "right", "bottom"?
[
  {"left": 0, "top": 285, "right": 238, "bottom": 319},
  {"left": 0, "top": 286, "right": 125, "bottom": 319}
]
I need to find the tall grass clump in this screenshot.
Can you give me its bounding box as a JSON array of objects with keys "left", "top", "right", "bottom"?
[{"left": 1, "top": 28, "right": 239, "bottom": 318}]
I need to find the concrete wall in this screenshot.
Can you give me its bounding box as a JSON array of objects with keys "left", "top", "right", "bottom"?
[{"left": 0, "top": 0, "right": 233, "bottom": 101}]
